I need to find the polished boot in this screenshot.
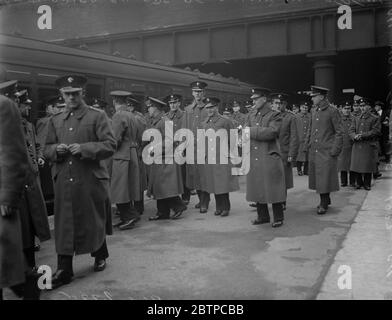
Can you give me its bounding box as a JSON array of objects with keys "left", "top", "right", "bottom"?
[{"left": 252, "top": 203, "right": 270, "bottom": 225}]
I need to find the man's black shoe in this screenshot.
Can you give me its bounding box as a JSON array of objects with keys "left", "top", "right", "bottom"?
[
  {"left": 249, "top": 203, "right": 257, "bottom": 208},
  {"left": 23, "top": 268, "right": 41, "bottom": 300},
  {"left": 364, "top": 186, "right": 371, "bottom": 191},
  {"left": 195, "top": 202, "right": 201, "bottom": 209},
  {"left": 341, "top": 183, "right": 347, "bottom": 187},
  {"left": 50, "top": 270, "right": 73, "bottom": 290},
  {"left": 252, "top": 219, "right": 270, "bottom": 225},
  {"left": 94, "top": 259, "right": 106, "bottom": 272},
  {"left": 118, "top": 218, "right": 139, "bottom": 230},
  {"left": 149, "top": 214, "right": 170, "bottom": 221},
  {"left": 220, "top": 210, "right": 229, "bottom": 217},
  {"left": 200, "top": 207, "right": 208, "bottom": 214},
  {"left": 214, "top": 210, "right": 222, "bottom": 216},
  {"left": 317, "top": 207, "right": 328, "bottom": 215}
]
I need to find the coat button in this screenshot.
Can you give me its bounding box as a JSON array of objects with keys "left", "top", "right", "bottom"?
[
  {"left": 255, "top": 158, "right": 258, "bottom": 160},
  {"left": 69, "top": 127, "right": 73, "bottom": 131},
  {"left": 69, "top": 161, "right": 72, "bottom": 165},
  {"left": 316, "top": 118, "right": 319, "bottom": 121},
  {"left": 70, "top": 178, "right": 73, "bottom": 182},
  {"left": 255, "top": 146, "right": 258, "bottom": 150},
  {"left": 70, "top": 112, "right": 74, "bottom": 116},
  {"left": 315, "top": 150, "right": 318, "bottom": 153}
]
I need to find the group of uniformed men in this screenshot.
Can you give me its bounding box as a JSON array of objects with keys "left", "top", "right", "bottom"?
[{"left": 0, "top": 73, "right": 390, "bottom": 299}]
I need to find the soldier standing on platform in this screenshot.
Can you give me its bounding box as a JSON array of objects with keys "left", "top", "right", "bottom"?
[
  {"left": 244, "top": 88, "right": 286, "bottom": 228},
  {"left": 127, "top": 96, "right": 148, "bottom": 214},
  {"left": 165, "top": 94, "right": 191, "bottom": 205},
  {"left": 16, "top": 89, "right": 51, "bottom": 274},
  {"left": 110, "top": 91, "right": 142, "bottom": 230},
  {"left": 146, "top": 97, "right": 187, "bottom": 221},
  {"left": 338, "top": 101, "right": 355, "bottom": 187},
  {"left": 271, "top": 93, "right": 299, "bottom": 211},
  {"left": 44, "top": 75, "right": 116, "bottom": 289},
  {"left": 305, "top": 86, "right": 343, "bottom": 215},
  {"left": 349, "top": 98, "right": 381, "bottom": 191},
  {"left": 296, "top": 101, "right": 311, "bottom": 176},
  {"left": 200, "top": 98, "right": 239, "bottom": 217},
  {"left": 181, "top": 81, "right": 211, "bottom": 213}
]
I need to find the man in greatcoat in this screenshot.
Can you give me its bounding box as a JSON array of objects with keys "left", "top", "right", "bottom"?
[
  {"left": 295, "top": 101, "right": 311, "bottom": 176},
  {"left": 200, "top": 98, "right": 239, "bottom": 217},
  {"left": 349, "top": 98, "right": 381, "bottom": 190},
  {"left": 165, "top": 94, "right": 191, "bottom": 205},
  {"left": 44, "top": 75, "right": 116, "bottom": 289},
  {"left": 231, "top": 100, "right": 247, "bottom": 128},
  {"left": 145, "top": 97, "right": 187, "bottom": 221},
  {"left": 181, "top": 81, "right": 211, "bottom": 213},
  {"left": 110, "top": 91, "right": 143, "bottom": 231},
  {"left": 0, "top": 81, "right": 29, "bottom": 300},
  {"left": 15, "top": 90, "right": 51, "bottom": 273},
  {"left": 127, "top": 96, "right": 148, "bottom": 214},
  {"left": 305, "top": 86, "right": 343, "bottom": 215},
  {"left": 338, "top": 101, "right": 355, "bottom": 187},
  {"left": 271, "top": 93, "right": 299, "bottom": 211},
  {"left": 244, "top": 88, "right": 286, "bottom": 228}
]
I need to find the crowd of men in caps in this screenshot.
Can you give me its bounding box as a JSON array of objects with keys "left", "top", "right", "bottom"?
[{"left": 0, "top": 73, "right": 390, "bottom": 300}]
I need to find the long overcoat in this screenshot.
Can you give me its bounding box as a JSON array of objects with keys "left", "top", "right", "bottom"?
[
  {"left": 200, "top": 113, "right": 239, "bottom": 194},
  {"left": 110, "top": 106, "right": 144, "bottom": 203},
  {"left": 245, "top": 102, "right": 286, "bottom": 204},
  {"left": 337, "top": 114, "right": 354, "bottom": 172},
  {"left": 181, "top": 100, "right": 209, "bottom": 190},
  {"left": 306, "top": 99, "right": 343, "bottom": 194},
  {"left": 147, "top": 111, "right": 184, "bottom": 200},
  {"left": 19, "top": 119, "right": 50, "bottom": 248},
  {"left": 349, "top": 111, "right": 381, "bottom": 173},
  {"left": 278, "top": 111, "right": 299, "bottom": 190},
  {"left": 0, "top": 95, "right": 28, "bottom": 288},
  {"left": 295, "top": 112, "right": 311, "bottom": 162},
  {"left": 44, "top": 103, "right": 116, "bottom": 256}
]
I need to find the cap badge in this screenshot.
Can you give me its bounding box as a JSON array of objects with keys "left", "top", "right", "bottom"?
[{"left": 68, "top": 77, "right": 74, "bottom": 83}]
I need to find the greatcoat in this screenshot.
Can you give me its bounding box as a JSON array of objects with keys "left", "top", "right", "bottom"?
[
  {"left": 349, "top": 111, "right": 381, "bottom": 173},
  {"left": 181, "top": 100, "right": 209, "bottom": 190},
  {"left": 200, "top": 113, "right": 239, "bottom": 194},
  {"left": 147, "top": 111, "right": 184, "bottom": 200},
  {"left": 278, "top": 110, "right": 299, "bottom": 190},
  {"left": 305, "top": 99, "right": 343, "bottom": 194},
  {"left": 44, "top": 103, "right": 116, "bottom": 256},
  {"left": 337, "top": 114, "right": 354, "bottom": 172},
  {"left": 245, "top": 102, "right": 286, "bottom": 204},
  {"left": 19, "top": 119, "right": 50, "bottom": 248},
  {"left": 0, "top": 95, "right": 28, "bottom": 288},
  {"left": 110, "top": 106, "right": 144, "bottom": 203}
]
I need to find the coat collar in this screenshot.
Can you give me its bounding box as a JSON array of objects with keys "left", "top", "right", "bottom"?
[
  {"left": 64, "top": 103, "right": 89, "bottom": 120},
  {"left": 315, "top": 99, "right": 330, "bottom": 111},
  {"left": 191, "top": 100, "right": 206, "bottom": 110},
  {"left": 360, "top": 111, "right": 371, "bottom": 119},
  {"left": 151, "top": 110, "right": 164, "bottom": 126},
  {"left": 206, "top": 113, "right": 220, "bottom": 124},
  {"left": 167, "top": 108, "right": 183, "bottom": 120},
  {"left": 256, "top": 102, "right": 272, "bottom": 117}
]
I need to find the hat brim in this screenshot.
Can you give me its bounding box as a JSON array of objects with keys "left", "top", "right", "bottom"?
[
  {"left": 60, "top": 87, "right": 83, "bottom": 93},
  {"left": 250, "top": 94, "right": 261, "bottom": 99},
  {"left": 192, "top": 88, "right": 204, "bottom": 92},
  {"left": 205, "top": 103, "right": 216, "bottom": 108}
]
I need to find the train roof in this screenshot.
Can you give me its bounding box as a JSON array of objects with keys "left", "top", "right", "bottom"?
[{"left": 0, "top": 33, "right": 254, "bottom": 93}]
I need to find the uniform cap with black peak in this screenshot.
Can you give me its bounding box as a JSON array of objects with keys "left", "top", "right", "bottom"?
[
  {"left": 205, "top": 97, "right": 221, "bottom": 108},
  {"left": 270, "top": 92, "right": 289, "bottom": 102},
  {"left": 190, "top": 81, "right": 207, "bottom": 91},
  {"left": 0, "top": 80, "right": 18, "bottom": 97},
  {"left": 166, "top": 94, "right": 182, "bottom": 103},
  {"left": 250, "top": 87, "right": 271, "bottom": 99},
  {"left": 55, "top": 75, "right": 87, "bottom": 93},
  {"left": 146, "top": 96, "right": 167, "bottom": 108},
  {"left": 15, "top": 89, "right": 32, "bottom": 104},
  {"left": 309, "top": 85, "right": 329, "bottom": 97}
]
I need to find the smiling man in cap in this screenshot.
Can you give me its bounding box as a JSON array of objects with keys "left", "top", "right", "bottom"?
[
  {"left": 44, "top": 75, "right": 116, "bottom": 289},
  {"left": 305, "top": 85, "right": 343, "bottom": 215}
]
